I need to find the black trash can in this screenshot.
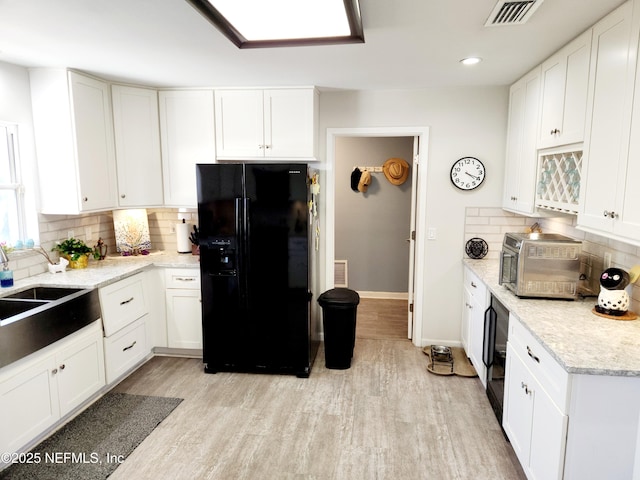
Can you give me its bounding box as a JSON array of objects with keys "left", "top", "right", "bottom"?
[{"left": 317, "top": 288, "right": 360, "bottom": 369}]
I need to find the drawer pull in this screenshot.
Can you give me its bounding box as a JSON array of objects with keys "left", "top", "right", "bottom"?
[
  {"left": 470, "top": 281, "right": 477, "bottom": 288},
  {"left": 120, "top": 297, "right": 135, "bottom": 306},
  {"left": 175, "top": 277, "right": 196, "bottom": 282},
  {"left": 123, "top": 340, "right": 137, "bottom": 352},
  {"left": 59, "top": 364, "right": 65, "bottom": 371},
  {"left": 527, "top": 346, "right": 540, "bottom": 363},
  {"left": 521, "top": 382, "right": 531, "bottom": 395}
]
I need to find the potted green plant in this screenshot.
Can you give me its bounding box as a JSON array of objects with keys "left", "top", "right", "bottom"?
[{"left": 51, "top": 238, "right": 94, "bottom": 269}]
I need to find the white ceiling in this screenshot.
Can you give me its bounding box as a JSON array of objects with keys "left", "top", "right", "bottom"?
[{"left": 0, "top": 0, "right": 627, "bottom": 90}]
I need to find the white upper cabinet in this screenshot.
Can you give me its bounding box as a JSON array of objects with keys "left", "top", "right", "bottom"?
[
  {"left": 538, "top": 30, "right": 592, "bottom": 149},
  {"left": 215, "top": 88, "right": 319, "bottom": 161},
  {"left": 158, "top": 90, "right": 216, "bottom": 207},
  {"left": 29, "top": 69, "right": 118, "bottom": 214},
  {"left": 111, "top": 85, "right": 164, "bottom": 207},
  {"left": 503, "top": 67, "right": 541, "bottom": 215},
  {"left": 578, "top": 1, "right": 640, "bottom": 243}
]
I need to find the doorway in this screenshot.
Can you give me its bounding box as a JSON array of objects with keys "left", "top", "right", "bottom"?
[{"left": 325, "top": 127, "right": 429, "bottom": 346}]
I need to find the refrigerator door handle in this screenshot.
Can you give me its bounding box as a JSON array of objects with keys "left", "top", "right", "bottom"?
[
  {"left": 242, "top": 197, "right": 251, "bottom": 305},
  {"left": 234, "top": 197, "right": 246, "bottom": 307}
]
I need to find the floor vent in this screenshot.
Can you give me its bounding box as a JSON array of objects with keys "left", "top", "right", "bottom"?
[
  {"left": 334, "top": 260, "right": 348, "bottom": 288},
  {"left": 485, "top": 0, "right": 543, "bottom": 26}
]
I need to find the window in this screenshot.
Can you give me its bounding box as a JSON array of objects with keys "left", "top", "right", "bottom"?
[{"left": 0, "top": 123, "right": 26, "bottom": 246}]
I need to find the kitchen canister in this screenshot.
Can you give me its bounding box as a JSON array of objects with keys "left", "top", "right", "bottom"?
[{"left": 176, "top": 219, "right": 191, "bottom": 253}]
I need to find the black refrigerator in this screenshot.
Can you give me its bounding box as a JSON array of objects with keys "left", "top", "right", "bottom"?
[{"left": 196, "top": 163, "right": 318, "bottom": 378}]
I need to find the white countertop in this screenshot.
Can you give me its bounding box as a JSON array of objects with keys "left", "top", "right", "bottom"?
[
  {"left": 464, "top": 258, "right": 640, "bottom": 377},
  {"left": 0, "top": 251, "right": 200, "bottom": 292}
]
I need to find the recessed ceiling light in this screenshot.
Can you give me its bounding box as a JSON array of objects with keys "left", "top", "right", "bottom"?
[
  {"left": 185, "top": 0, "right": 365, "bottom": 48},
  {"left": 460, "top": 57, "right": 482, "bottom": 66}
]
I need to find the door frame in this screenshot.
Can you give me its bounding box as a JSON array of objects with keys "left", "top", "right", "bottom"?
[{"left": 325, "top": 126, "right": 429, "bottom": 346}]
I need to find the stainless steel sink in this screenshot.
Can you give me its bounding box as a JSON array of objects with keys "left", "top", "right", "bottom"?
[
  {"left": 0, "top": 298, "right": 49, "bottom": 320},
  {"left": 3, "top": 286, "right": 84, "bottom": 301},
  {"left": 0, "top": 286, "right": 101, "bottom": 368}
]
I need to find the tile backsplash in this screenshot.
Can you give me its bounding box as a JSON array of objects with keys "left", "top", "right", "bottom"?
[
  {"left": 5, "top": 208, "right": 199, "bottom": 281},
  {"left": 464, "top": 207, "right": 640, "bottom": 314}
]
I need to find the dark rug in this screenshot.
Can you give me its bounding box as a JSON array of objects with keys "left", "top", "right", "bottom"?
[{"left": 0, "top": 392, "right": 182, "bottom": 480}]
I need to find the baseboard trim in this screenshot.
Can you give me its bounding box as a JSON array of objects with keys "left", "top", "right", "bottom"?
[{"left": 357, "top": 291, "right": 408, "bottom": 300}]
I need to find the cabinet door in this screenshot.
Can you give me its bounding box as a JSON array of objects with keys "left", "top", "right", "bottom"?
[
  {"left": 503, "top": 67, "right": 540, "bottom": 215},
  {"left": 504, "top": 344, "right": 567, "bottom": 480},
  {"left": 159, "top": 90, "right": 216, "bottom": 207},
  {"left": 214, "top": 89, "right": 264, "bottom": 158},
  {"left": 503, "top": 343, "right": 534, "bottom": 469},
  {"left": 461, "top": 288, "right": 471, "bottom": 354},
  {"left": 613, "top": 9, "right": 640, "bottom": 242},
  {"left": 579, "top": 2, "right": 634, "bottom": 233},
  {"left": 166, "top": 289, "right": 203, "bottom": 349},
  {"left": 529, "top": 380, "right": 568, "bottom": 480},
  {"left": 30, "top": 69, "right": 117, "bottom": 214},
  {"left": 55, "top": 327, "right": 105, "bottom": 416},
  {"left": 538, "top": 30, "right": 591, "bottom": 149},
  {"left": 0, "top": 355, "right": 59, "bottom": 455},
  {"left": 468, "top": 292, "right": 487, "bottom": 386},
  {"left": 112, "top": 85, "right": 164, "bottom": 206},
  {"left": 69, "top": 71, "right": 119, "bottom": 212},
  {"left": 264, "top": 89, "right": 317, "bottom": 159}
]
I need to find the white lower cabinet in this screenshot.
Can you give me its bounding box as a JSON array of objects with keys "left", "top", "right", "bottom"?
[
  {"left": 165, "top": 268, "right": 202, "bottom": 350},
  {"left": 0, "top": 322, "right": 105, "bottom": 456},
  {"left": 504, "top": 341, "right": 567, "bottom": 480},
  {"left": 504, "top": 314, "right": 569, "bottom": 480},
  {"left": 100, "top": 272, "right": 151, "bottom": 384},
  {"left": 503, "top": 313, "right": 640, "bottom": 479},
  {"left": 103, "top": 317, "right": 148, "bottom": 384},
  {"left": 462, "top": 266, "right": 488, "bottom": 386}
]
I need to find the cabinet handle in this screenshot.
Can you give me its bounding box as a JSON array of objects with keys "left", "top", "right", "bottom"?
[
  {"left": 59, "top": 364, "right": 65, "bottom": 370},
  {"left": 526, "top": 345, "right": 540, "bottom": 363},
  {"left": 83, "top": 197, "right": 88, "bottom": 202},
  {"left": 604, "top": 210, "right": 619, "bottom": 219},
  {"left": 470, "top": 281, "right": 477, "bottom": 288},
  {"left": 121, "top": 194, "right": 126, "bottom": 199},
  {"left": 550, "top": 128, "right": 560, "bottom": 135},
  {"left": 52, "top": 368, "right": 58, "bottom": 375},
  {"left": 265, "top": 145, "right": 271, "bottom": 149},
  {"left": 258, "top": 144, "right": 264, "bottom": 149},
  {"left": 521, "top": 381, "right": 531, "bottom": 395},
  {"left": 120, "top": 297, "right": 134, "bottom": 306},
  {"left": 175, "top": 277, "right": 196, "bottom": 282},
  {"left": 123, "top": 340, "right": 137, "bottom": 352}
]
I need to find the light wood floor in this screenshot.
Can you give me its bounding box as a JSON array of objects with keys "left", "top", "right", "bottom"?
[
  {"left": 356, "top": 298, "right": 408, "bottom": 340},
  {"left": 110, "top": 339, "right": 526, "bottom": 479}
]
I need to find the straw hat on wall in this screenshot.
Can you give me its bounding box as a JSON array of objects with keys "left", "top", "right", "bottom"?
[{"left": 382, "top": 158, "right": 410, "bottom": 185}]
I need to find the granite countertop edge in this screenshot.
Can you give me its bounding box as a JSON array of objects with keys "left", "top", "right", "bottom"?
[
  {"left": 463, "top": 257, "right": 640, "bottom": 378},
  {"left": 0, "top": 251, "right": 200, "bottom": 292}
]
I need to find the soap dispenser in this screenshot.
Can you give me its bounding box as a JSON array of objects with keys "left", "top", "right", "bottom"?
[{"left": 0, "top": 247, "right": 13, "bottom": 288}]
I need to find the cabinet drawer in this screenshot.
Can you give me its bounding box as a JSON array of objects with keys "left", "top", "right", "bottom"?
[
  {"left": 99, "top": 273, "right": 148, "bottom": 336},
  {"left": 463, "top": 266, "right": 487, "bottom": 301},
  {"left": 104, "top": 317, "right": 148, "bottom": 384},
  {"left": 165, "top": 268, "right": 200, "bottom": 289},
  {"left": 508, "top": 315, "right": 569, "bottom": 412}
]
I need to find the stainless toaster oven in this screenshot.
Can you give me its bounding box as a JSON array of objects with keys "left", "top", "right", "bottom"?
[{"left": 499, "top": 232, "right": 582, "bottom": 299}]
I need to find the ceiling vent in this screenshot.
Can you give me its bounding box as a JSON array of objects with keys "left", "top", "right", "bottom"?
[{"left": 485, "top": 0, "right": 544, "bottom": 26}]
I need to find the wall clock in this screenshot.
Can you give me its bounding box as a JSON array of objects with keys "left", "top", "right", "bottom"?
[{"left": 450, "top": 157, "right": 485, "bottom": 191}]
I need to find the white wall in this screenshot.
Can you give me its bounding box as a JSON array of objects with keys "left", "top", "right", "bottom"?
[{"left": 319, "top": 87, "right": 509, "bottom": 346}]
